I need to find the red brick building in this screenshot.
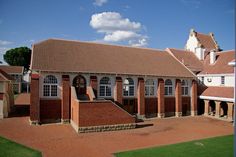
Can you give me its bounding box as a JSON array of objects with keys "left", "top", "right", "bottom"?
[{"left": 30, "top": 39, "right": 198, "bottom": 132}]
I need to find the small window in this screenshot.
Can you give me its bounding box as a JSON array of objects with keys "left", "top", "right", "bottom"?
[
  {"left": 221, "top": 76, "right": 225, "bottom": 85},
  {"left": 181, "top": 80, "right": 189, "bottom": 96},
  {"left": 201, "top": 77, "right": 204, "bottom": 84},
  {"left": 123, "top": 78, "right": 134, "bottom": 96},
  {"left": 164, "top": 79, "right": 173, "bottom": 96},
  {"left": 145, "top": 79, "right": 155, "bottom": 96},
  {"left": 43, "top": 75, "right": 58, "bottom": 97},
  {"left": 99, "top": 77, "right": 112, "bottom": 97}
]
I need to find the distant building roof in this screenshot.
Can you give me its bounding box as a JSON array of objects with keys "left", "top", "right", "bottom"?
[
  {"left": 195, "top": 32, "right": 219, "bottom": 51},
  {"left": 200, "top": 86, "right": 234, "bottom": 99},
  {"left": 31, "top": 39, "right": 195, "bottom": 78},
  {"left": 199, "top": 50, "right": 235, "bottom": 74},
  {"left": 0, "top": 65, "right": 24, "bottom": 74},
  {"left": 0, "top": 69, "right": 13, "bottom": 81},
  {"left": 167, "top": 48, "right": 203, "bottom": 73}
]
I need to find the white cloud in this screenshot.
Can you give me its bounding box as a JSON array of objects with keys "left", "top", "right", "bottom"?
[
  {"left": 93, "top": 0, "right": 108, "bottom": 6},
  {"left": 0, "top": 47, "right": 10, "bottom": 54},
  {"left": 90, "top": 12, "right": 148, "bottom": 47},
  {"left": 0, "top": 40, "right": 13, "bottom": 46}
]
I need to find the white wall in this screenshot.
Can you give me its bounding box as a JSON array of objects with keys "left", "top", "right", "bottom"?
[
  {"left": 198, "top": 74, "right": 234, "bottom": 87},
  {"left": 185, "top": 34, "right": 198, "bottom": 52},
  {"left": 39, "top": 72, "right": 194, "bottom": 99}
]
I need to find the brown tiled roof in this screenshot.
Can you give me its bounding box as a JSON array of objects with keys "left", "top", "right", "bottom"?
[
  {"left": 0, "top": 65, "right": 24, "bottom": 74},
  {"left": 31, "top": 39, "right": 195, "bottom": 78},
  {"left": 167, "top": 48, "right": 203, "bottom": 73},
  {"left": 195, "top": 33, "right": 218, "bottom": 51},
  {"left": 199, "top": 50, "right": 235, "bottom": 74},
  {"left": 200, "top": 86, "right": 234, "bottom": 99},
  {"left": 0, "top": 69, "right": 13, "bottom": 81}
]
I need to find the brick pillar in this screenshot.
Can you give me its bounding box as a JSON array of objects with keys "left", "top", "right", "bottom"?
[
  {"left": 62, "top": 75, "right": 70, "bottom": 123},
  {"left": 114, "top": 77, "right": 123, "bottom": 105},
  {"left": 175, "top": 79, "right": 182, "bottom": 117},
  {"left": 90, "top": 76, "right": 97, "bottom": 97},
  {"left": 158, "top": 79, "right": 165, "bottom": 118},
  {"left": 204, "top": 100, "right": 209, "bottom": 116},
  {"left": 227, "top": 102, "right": 234, "bottom": 121},
  {"left": 137, "top": 78, "right": 145, "bottom": 118},
  {"left": 191, "top": 80, "right": 197, "bottom": 116},
  {"left": 215, "top": 101, "right": 221, "bottom": 118},
  {"left": 30, "top": 74, "right": 40, "bottom": 125}
]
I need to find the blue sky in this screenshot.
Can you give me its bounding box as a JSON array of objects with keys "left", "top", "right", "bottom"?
[{"left": 0, "top": 0, "right": 234, "bottom": 63}]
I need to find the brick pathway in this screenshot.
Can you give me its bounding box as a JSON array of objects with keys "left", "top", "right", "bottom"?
[{"left": 0, "top": 116, "right": 233, "bottom": 157}]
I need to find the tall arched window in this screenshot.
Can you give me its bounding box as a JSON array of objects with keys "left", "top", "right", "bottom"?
[
  {"left": 43, "top": 75, "right": 58, "bottom": 97},
  {"left": 181, "top": 80, "right": 189, "bottom": 96},
  {"left": 99, "top": 77, "right": 111, "bottom": 97},
  {"left": 145, "top": 79, "right": 155, "bottom": 96},
  {"left": 165, "top": 79, "right": 173, "bottom": 96},
  {"left": 123, "top": 78, "right": 134, "bottom": 96}
]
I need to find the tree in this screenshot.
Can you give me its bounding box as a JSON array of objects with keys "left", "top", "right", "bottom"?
[{"left": 3, "top": 47, "right": 31, "bottom": 71}]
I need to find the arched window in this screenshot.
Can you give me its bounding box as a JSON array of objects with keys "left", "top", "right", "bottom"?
[
  {"left": 123, "top": 78, "right": 134, "bottom": 96},
  {"left": 145, "top": 79, "right": 155, "bottom": 96},
  {"left": 164, "top": 79, "right": 173, "bottom": 96},
  {"left": 181, "top": 80, "right": 189, "bottom": 96},
  {"left": 43, "top": 75, "right": 58, "bottom": 97},
  {"left": 99, "top": 77, "right": 111, "bottom": 97}
]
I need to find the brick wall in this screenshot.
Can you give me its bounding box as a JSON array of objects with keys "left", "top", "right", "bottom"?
[
  {"left": 137, "top": 78, "right": 145, "bottom": 116},
  {"left": 114, "top": 77, "right": 123, "bottom": 105},
  {"left": 62, "top": 75, "right": 70, "bottom": 122},
  {"left": 40, "top": 99, "right": 61, "bottom": 122},
  {"left": 165, "top": 97, "right": 175, "bottom": 117},
  {"left": 158, "top": 79, "right": 165, "bottom": 117},
  {"left": 90, "top": 76, "right": 97, "bottom": 97},
  {"left": 182, "top": 97, "right": 191, "bottom": 116},
  {"left": 30, "top": 74, "right": 40, "bottom": 123},
  {"left": 78, "top": 101, "right": 135, "bottom": 127},
  {"left": 145, "top": 97, "right": 157, "bottom": 117}
]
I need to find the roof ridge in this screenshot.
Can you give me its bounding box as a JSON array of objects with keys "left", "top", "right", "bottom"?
[{"left": 35, "top": 38, "right": 165, "bottom": 53}]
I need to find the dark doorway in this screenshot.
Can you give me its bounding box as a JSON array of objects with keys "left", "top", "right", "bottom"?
[
  {"left": 73, "top": 75, "right": 86, "bottom": 96},
  {"left": 209, "top": 100, "right": 216, "bottom": 116},
  {"left": 220, "top": 102, "right": 228, "bottom": 117},
  {"left": 198, "top": 99, "right": 205, "bottom": 115}
]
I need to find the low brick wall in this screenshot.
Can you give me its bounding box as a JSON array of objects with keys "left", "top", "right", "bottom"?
[
  {"left": 40, "top": 99, "right": 61, "bottom": 122},
  {"left": 78, "top": 101, "right": 135, "bottom": 127},
  {"left": 70, "top": 87, "right": 136, "bottom": 133}
]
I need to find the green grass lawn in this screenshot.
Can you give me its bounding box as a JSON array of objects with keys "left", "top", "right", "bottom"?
[
  {"left": 0, "top": 136, "right": 42, "bottom": 157},
  {"left": 115, "top": 135, "right": 233, "bottom": 157}
]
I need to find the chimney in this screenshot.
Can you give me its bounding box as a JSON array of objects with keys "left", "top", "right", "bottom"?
[{"left": 210, "top": 50, "right": 216, "bottom": 64}]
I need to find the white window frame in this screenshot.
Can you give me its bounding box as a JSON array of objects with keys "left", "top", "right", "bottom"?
[
  {"left": 164, "top": 79, "right": 173, "bottom": 96},
  {"left": 181, "top": 80, "right": 189, "bottom": 96},
  {"left": 145, "top": 79, "right": 155, "bottom": 97},
  {"left": 99, "top": 77, "right": 112, "bottom": 97},
  {"left": 221, "top": 76, "right": 225, "bottom": 85},
  {"left": 123, "top": 78, "right": 135, "bottom": 97},
  {"left": 43, "top": 75, "right": 58, "bottom": 97}
]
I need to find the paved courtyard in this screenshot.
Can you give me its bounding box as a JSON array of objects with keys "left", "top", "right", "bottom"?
[{"left": 0, "top": 116, "right": 233, "bottom": 157}]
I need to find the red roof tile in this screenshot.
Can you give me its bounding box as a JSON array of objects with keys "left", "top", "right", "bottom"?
[
  {"left": 31, "top": 39, "right": 195, "bottom": 78},
  {"left": 199, "top": 50, "right": 235, "bottom": 74},
  {"left": 167, "top": 48, "right": 203, "bottom": 73},
  {"left": 0, "top": 65, "right": 24, "bottom": 74},
  {"left": 200, "top": 86, "right": 234, "bottom": 99},
  {"left": 195, "top": 33, "right": 218, "bottom": 51}
]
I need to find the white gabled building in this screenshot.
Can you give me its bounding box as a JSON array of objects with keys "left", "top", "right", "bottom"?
[{"left": 168, "top": 29, "right": 235, "bottom": 121}]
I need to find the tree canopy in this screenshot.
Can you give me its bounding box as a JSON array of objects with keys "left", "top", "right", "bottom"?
[{"left": 3, "top": 47, "right": 31, "bottom": 71}]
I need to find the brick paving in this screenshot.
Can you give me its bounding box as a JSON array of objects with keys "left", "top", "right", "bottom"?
[
  {"left": 14, "top": 93, "right": 30, "bottom": 105},
  {"left": 0, "top": 116, "right": 233, "bottom": 157}
]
